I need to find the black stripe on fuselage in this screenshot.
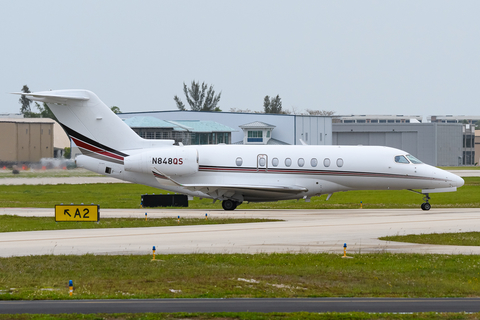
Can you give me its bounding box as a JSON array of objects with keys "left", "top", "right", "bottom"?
[
  {"left": 59, "top": 123, "right": 129, "bottom": 158},
  {"left": 79, "top": 149, "right": 124, "bottom": 165}
]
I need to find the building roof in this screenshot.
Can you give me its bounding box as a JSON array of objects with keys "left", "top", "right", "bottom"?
[
  {"left": 428, "top": 115, "right": 480, "bottom": 122},
  {"left": 337, "top": 114, "right": 423, "bottom": 120},
  {"left": 170, "top": 120, "right": 236, "bottom": 133},
  {"left": 239, "top": 121, "right": 276, "bottom": 129},
  {"left": 122, "top": 116, "right": 176, "bottom": 129},
  {"left": 122, "top": 116, "right": 236, "bottom": 133}
]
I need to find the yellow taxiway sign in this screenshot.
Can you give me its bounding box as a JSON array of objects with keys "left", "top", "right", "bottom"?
[{"left": 55, "top": 204, "right": 100, "bottom": 222}]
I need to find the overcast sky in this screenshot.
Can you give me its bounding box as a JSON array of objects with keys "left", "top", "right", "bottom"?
[{"left": 1, "top": 1, "right": 479, "bottom": 117}]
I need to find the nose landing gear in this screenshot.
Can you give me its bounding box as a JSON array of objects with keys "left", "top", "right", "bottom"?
[
  {"left": 408, "top": 190, "right": 432, "bottom": 211},
  {"left": 421, "top": 193, "right": 431, "bottom": 211}
]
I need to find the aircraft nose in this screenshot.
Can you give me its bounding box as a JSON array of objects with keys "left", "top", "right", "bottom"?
[{"left": 450, "top": 172, "right": 465, "bottom": 188}]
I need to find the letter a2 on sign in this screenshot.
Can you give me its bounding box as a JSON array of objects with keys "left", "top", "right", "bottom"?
[{"left": 55, "top": 204, "right": 100, "bottom": 222}]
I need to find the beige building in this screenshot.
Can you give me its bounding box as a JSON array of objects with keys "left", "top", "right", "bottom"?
[{"left": 0, "top": 118, "right": 69, "bottom": 163}]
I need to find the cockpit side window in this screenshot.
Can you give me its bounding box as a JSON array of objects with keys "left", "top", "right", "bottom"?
[
  {"left": 394, "top": 155, "right": 409, "bottom": 164},
  {"left": 406, "top": 154, "right": 423, "bottom": 164}
]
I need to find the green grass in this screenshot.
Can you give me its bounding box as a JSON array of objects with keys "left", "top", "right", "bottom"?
[
  {"left": 0, "top": 215, "right": 280, "bottom": 233},
  {"left": 0, "top": 177, "right": 478, "bottom": 209},
  {"left": 1, "top": 312, "right": 479, "bottom": 320},
  {"left": 1, "top": 253, "right": 480, "bottom": 300},
  {"left": 381, "top": 232, "right": 480, "bottom": 246},
  {"left": 0, "top": 183, "right": 159, "bottom": 208}
]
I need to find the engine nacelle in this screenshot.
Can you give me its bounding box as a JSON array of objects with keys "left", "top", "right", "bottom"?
[{"left": 124, "top": 147, "right": 198, "bottom": 176}]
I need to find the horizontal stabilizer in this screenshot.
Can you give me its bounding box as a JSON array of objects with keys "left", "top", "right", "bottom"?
[{"left": 12, "top": 90, "right": 89, "bottom": 104}]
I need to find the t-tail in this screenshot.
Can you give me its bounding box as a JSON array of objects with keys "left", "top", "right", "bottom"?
[{"left": 12, "top": 89, "right": 174, "bottom": 163}]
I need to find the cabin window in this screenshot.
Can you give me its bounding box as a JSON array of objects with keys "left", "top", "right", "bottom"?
[
  {"left": 324, "top": 158, "right": 331, "bottom": 167},
  {"left": 337, "top": 158, "right": 344, "bottom": 167},
  {"left": 272, "top": 158, "right": 279, "bottom": 167},
  {"left": 395, "top": 155, "right": 409, "bottom": 164},
  {"left": 311, "top": 158, "right": 318, "bottom": 167},
  {"left": 285, "top": 158, "right": 292, "bottom": 167},
  {"left": 406, "top": 154, "right": 423, "bottom": 164},
  {"left": 298, "top": 158, "right": 305, "bottom": 167},
  {"left": 259, "top": 157, "right": 266, "bottom": 166},
  {"left": 236, "top": 157, "right": 243, "bottom": 166}
]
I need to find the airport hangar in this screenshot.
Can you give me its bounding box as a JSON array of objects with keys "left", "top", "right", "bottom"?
[
  {"left": 117, "top": 111, "right": 467, "bottom": 167},
  {"left": 0, "top": 117, "right": 70, "bottom": 164}
]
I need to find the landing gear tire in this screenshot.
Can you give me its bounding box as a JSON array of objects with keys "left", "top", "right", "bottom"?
[
  {"left": 222, "top": 200, "right": 237, "bottom": 211},
  {"left": 421, "top": 193, "right": 431, "bottom": 211},
  {"left": 421, "top": 202, "right": 431, "bottom": 211}
]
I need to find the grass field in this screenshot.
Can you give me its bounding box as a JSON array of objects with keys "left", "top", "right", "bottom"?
[
  {"left": 0, "top": 177, "right": 478, "bottom": 210},
  {"left": 381, "top": 232, "right": 480, "bottom": 246},
  {"left": 0, "top": 215, "right": 280, "bottom": 233},
  {"left": 1, "top": 253, "right": 480, "bottom": 300}
]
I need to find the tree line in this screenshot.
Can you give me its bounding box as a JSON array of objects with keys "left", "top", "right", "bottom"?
[
  {"left": 18, "top": 83, "right": 334, "bottom": 117},
  {"left": 174, "top": 80, "right": 335, "bottom": 115}
]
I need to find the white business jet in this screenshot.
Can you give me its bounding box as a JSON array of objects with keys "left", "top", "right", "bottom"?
[{"left": 14, "top": 90, "right": 464, "bottom": 211}]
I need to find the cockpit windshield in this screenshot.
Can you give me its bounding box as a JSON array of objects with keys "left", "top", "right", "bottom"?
[
  {"left": 406, "top": 154, "right": 423, "bottom": 164},
  {"left": 395, "top": 154, "right": 423, "bottom": 164},
  {"left": 394, "top": 155, "right": 409, "bottom": 164}
]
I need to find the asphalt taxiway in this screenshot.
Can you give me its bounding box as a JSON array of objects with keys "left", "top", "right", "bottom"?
[
  {"left": 1, "top": 207, "right": 480, "bottom": 257},
  {"left": 2, "top": 298, "right": 480, "bottom": 314}
]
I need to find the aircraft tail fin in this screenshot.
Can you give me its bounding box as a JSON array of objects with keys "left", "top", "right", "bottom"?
[{"left": 12, "top": 90, "right": 172, "bottom": 160}]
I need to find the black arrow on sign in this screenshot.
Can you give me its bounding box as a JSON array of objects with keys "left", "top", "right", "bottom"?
[{"left": 64, "top": 209, "right": 71, "bottom": 217}]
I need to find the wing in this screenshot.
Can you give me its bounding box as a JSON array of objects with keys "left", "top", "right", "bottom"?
[{"left": 152, "top": 168, "right": 307, "bottom": 202}]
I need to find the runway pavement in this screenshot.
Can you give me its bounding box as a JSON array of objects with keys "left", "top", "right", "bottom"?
[
  {"left": 1, "top": 207, "right": 480, "bottom": 257},
  {"left": 0, "top": 176, "right": 127, "bottom": 185},
  {"left": 2, "top": 298, "right": 480, "bottom": 314},
  {"left": 448, "top": 170, "right": 480, "bottom": 177}
]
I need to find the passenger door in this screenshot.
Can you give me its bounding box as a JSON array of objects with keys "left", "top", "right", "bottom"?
[{"left": 257, "top": 154, "right": 268, "bottom": 172}]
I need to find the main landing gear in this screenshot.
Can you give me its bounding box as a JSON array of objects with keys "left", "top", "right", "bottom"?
[
  {"left": 421, "top": 193, "right": 431, "bottom": 211},
  {"left": 222, "top": 200, "right": 241, "bottom": 211}
]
